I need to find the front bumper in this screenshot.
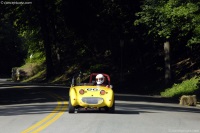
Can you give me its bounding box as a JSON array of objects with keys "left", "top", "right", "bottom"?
[{"left": 76, "top": 96, "right": 113, "bottom": 108}]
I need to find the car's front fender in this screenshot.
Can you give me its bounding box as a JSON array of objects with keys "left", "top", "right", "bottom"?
[
  {"left": 69, "top": 87, "right": 78, "bottom": 106},
  {"left": 104, "top": 89, "right": 114, "bottom": 107}
]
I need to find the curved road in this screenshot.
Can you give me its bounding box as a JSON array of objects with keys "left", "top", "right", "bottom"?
[{"left": 0, "top": 79, "right": 200, "bottom": 133}]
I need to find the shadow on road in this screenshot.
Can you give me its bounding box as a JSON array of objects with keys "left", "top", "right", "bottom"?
[
  {"left": 76, "top": 109, "right": 140, "bottom": 114},
  {"left": 0, "top": 82, "right": 69, "bottom": 116},
  {"left": 0, "top": 82, "right": 68, "bottom": 105},
  {"left": 0, "top": 104, "right": 59, "bottom": 116},
  {"left": 0, "top": 81, "right": 200, "bottom": 116},
  {"left": 115, "top": 93, "right": 178, "bottom": 104},
  {"left": 115, "top": 102, "right": 200, "bottom": 114}
]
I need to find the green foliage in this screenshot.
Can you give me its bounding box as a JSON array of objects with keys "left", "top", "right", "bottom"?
[
  {"left": 135, "top": 0, "right": 200, "bottom": 46},
  {"left": 161, "top": 77, "right": 200, "bottom": 97},
  {"left": 1, "top": 0, "right": 200, "bottom": 96},
  {"left": 19, "top": 29, "right": 43, "bottom": 54},
  {"left": 90, "top": 64, "right": 106, "bottom": 71},
  {"left": 25, "top": 52, "right": 45, "bottom": 64}
]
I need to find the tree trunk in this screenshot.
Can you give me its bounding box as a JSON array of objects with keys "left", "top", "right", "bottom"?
[
  {"left": 164, "top": 41, "right": 171, "bottom": 86},
  {"left": 39, "top": 1, "right": 54, "bottom": 79}
]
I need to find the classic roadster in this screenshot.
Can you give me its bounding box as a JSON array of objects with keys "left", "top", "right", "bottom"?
[{"left": 68, "top": 73, "right": 115, "bottom": 113}]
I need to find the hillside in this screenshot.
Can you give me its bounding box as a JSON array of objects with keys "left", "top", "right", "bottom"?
[{"left": 15, "top": 45, "right": 200, "bottom": 97}]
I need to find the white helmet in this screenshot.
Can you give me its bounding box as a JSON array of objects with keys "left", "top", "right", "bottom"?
[{"left": 96, "top": 74, "right": 104, "bottom": 85}]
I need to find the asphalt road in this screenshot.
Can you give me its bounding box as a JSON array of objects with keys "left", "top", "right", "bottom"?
[{"left": 0, "top": 79, "right": 200, "bottom": 133}]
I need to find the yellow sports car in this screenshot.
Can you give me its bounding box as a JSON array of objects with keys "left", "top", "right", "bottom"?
[{"left": 68, "top": 73, "right": 115, "bottom": 113}]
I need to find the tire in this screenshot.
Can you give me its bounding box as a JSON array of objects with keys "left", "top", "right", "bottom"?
[
  {"left": 109, "top": 100, "right": 115, "bottom": 113},
  {"left": 68, "top": 97, "right": 75, "bottom": 113},
  {"left": 105, "top": 100, "right": 115, "bottom": 113}
]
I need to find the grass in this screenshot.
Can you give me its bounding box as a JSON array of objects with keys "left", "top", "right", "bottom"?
[
  {"left": 22, "top": 70, "right": 46, "bottom": 82},
  {"left": 17, "top": 52, "right": 46, "bottom": 82},
  {"left": 160, "top": 77, "right": 200, "bottom": 98}
]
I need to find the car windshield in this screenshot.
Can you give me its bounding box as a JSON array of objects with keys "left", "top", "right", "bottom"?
[
  {"left": 76, "top": 83, "right": 94, "bottom": 86},
  {"left": 71, "top": 73, "right": 110, "bottom": 86}
]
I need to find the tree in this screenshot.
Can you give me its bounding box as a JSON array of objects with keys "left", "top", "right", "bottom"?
[
  {"left": 134, "top": 0, "right": 200, "bottom": 85},
  {"left": 0, "top": 0, "right": 60, "bottom": 79},
  {"left": 0, "top": 22, "right": 25, "bottom": 76}
]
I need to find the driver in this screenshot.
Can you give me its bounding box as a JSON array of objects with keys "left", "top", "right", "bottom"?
[{"left": 96, "top": 74, "right": 105, "bottom": 85}]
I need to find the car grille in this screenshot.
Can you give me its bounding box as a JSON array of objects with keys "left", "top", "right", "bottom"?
[{"left": 82, "top": 97, "right": 103, "bottom": 104}]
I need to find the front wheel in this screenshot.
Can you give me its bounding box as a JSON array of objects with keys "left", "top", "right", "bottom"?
[
  {"left": 68, "top": 97, "right": 75, "bottom": 113},
  {"left": 109, "top": 100, "right": 115, "bottom": 113},
  {"left": 105, "top": 100, "right": 115, "bottom": 113}
]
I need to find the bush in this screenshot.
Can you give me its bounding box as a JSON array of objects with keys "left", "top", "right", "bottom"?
[
  {"left": 160, "top": 77, "right": 200, "bottom": 97},
  {"left": 25, "top": 52, "right": 45, "bottom": 64}
]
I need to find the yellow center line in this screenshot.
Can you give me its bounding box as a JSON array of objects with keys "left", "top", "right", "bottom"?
[
  {"left": 32, "top": 100, "right": 68, "bottom": 133},
  {"left": 21, "top": 92, "right": 68, "bottom": 133}
]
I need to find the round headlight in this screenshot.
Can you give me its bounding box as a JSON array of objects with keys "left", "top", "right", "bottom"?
[
  {"left": 79, "top": 89, "right": 85, "bottom": 95},
  {"left": 100, "top": 90, "right": 106, "bottom": 95}
]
